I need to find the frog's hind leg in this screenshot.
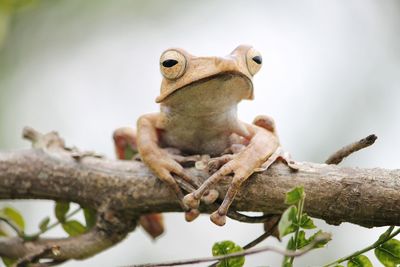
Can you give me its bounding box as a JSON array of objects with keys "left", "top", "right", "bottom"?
[
  {"left": 113, "top": 127, "right": 138, "bottom": 160},
  {"left": 253, "top": 115, "right": 277, "bottom": 134},
  {"left": 253, "top": 115, "right": 298, "bottom": 171}
]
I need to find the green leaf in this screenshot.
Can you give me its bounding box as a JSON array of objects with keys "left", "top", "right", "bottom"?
[
  {"left": 347, "top": 255, "right": 373, "bottom": 267},
  {"left": 297, "top": 230, "right": 331, "bottom": 249},
  {"left": 285, "top": 187, "right": 304, "bottom": 205},
  {"left": 278, "top": 206, "right": 298, "bottom": 238},
  {"left": 1, "top": 257, "right": 16, "bottom": 267},
  {"left": 1, "top": 207, "right": 25, "bottom": 231},
  {"left": 299, "top": 213, "right": 316, "bottom": 229},
  {"left": 212, "top": 240, "right": 245, "bottom": 267},
  {"left": 287, "top": 236, "right": 296, "bottom": 250},
  {"left": 297, "top": 230, "right": 308, "bottom": 249},
  {"left": 83, "top": 208, "right": 96, "bottom": 229},
  {"left": 375, "top": 239, "right": 400, "bottom": 267},
  {"left": 0, "top": 227, "right": 8, "bottom": 237},
  {"left": 38, "top": 217, "right": 50, "bottom": 232},
  {"left": 62, "top": 220, "right": 86, "bottom": 236},
  {"left": 55, "top": 202, "right": 70, "bottom": 223},
  {"left": 334, "top": 265, "right": 345, "bottom": 267}
]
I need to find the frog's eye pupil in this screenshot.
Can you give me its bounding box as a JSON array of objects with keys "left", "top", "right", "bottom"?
[
  {"left": 252, "top": 56, "right": 262, "bottom": 65},
  {"left": 162, "top": 59, "right": 178, "bottom": 68}
]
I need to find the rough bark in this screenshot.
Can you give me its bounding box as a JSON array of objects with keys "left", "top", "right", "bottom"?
[{"left": 0, "top": 129, "right": 399, "bottom": 264}]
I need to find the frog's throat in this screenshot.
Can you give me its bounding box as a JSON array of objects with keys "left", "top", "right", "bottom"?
[
  {"left": 159, "top": 72, "right": 253, "bottom": 117},
  {"left": 156, "top": 71, "right": 254, "bottom": 103}
]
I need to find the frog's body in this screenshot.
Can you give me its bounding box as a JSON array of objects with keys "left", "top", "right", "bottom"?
[
  {"left": 159, "top": 72, "right": 252, "bottom": 155},
  {"left": 131, "top": 45, "right": 292, "bottom": 226}
]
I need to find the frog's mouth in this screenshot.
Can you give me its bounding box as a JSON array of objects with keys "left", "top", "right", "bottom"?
[{"left": 161, "top": 71, "right": 253, "bottom": 115}]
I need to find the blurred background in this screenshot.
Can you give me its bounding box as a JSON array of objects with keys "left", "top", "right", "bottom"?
[{"left": 0, "top": 0, "right": 399, "bottom": 266}]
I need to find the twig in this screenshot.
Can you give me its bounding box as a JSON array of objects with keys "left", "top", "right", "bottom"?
[
  {"left": 0, "top": 216, "right": 23, "bottom": 237},
  {"left": 207, "top": 216, "right": 280, "bottom": 267},
  {"left": 288, "top": 194, "right": 305, "bottom": 264},
  {"left": 15, "top": 245, "right": 60, "bottom": 267},
  {"left": 323, "top": 227, "right": 399, "bottom": 266},
  {"left": 325, "top": 134, "right": 377, "bottom": 165},
  {"left": 243, "top": 219, "right": 280, "bottom": 250},
  {"left": 226, "top": 211, "right": 276, "bottom": 223},
  {"left": 127, "top": 233, "right": 331, "bottom": 267}
]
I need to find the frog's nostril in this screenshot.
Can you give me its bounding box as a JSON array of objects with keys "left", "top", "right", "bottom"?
[
  {"left": 252, "top": 56, "right": 262, "bottom": 65},
  {"left": 162, "top": 59, "right": 178, "bottom": 68}
]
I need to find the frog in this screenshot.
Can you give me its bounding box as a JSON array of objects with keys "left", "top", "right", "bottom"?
[{"left": 134, "top": 45, "right": 295, "bottom": 226}]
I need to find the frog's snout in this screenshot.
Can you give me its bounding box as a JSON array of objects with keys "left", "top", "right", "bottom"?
[{"left": 213, "top": 56, "right": 239, "bottom": 71}]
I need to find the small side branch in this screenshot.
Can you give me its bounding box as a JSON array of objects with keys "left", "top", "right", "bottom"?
[
  {"left": 325, "top": 134, "right": 377, "bottom": 165},
  {"left": 0, "top": 225, "right": 133, "bottom": 261},
  {"left": 129, "top": 233, "right": 331, "bottom": 267}
]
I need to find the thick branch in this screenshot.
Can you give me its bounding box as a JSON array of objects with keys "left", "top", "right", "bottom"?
[
  {"left": 0, "top": 128, "right": 399, "bottom": 263},
  {"left": 0, "top": 148, "right": 399, "bottom": 227}
]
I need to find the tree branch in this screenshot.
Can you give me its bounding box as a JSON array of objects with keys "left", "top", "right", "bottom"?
[
  {"left": 0, "top": 129, "right": 399, "bottom": 263},
  {"left": 325, "top": 134, "right": 377, "bottom": 164}
]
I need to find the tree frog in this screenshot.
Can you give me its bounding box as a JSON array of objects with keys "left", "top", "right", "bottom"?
[{"left": 135, "top": 45, "right": 294, "bottom": 226}]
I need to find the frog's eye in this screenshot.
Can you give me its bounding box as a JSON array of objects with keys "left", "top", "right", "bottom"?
[
  {"left": 160, "top": 50, "right": 187, "bottom": 80},
  {"left": 246, "top": 48, "right": 262, "bottom": 76}
]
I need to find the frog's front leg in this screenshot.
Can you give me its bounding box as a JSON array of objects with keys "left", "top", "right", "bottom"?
[
  {"left": 137, "top": 113, "right": 199, "bottom": 219},
  {"left": 183, "top": 122, "right": 283, "bottom": 226}
]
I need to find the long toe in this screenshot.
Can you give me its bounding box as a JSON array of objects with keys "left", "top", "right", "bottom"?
[
  {"left": 201, "top": 189, "right": 219, "bottom": 205},
  {"left": 183, "top": 193, "right": 200, "bottom": 209},
  {"left": 210, "top": 211, "right": 226, "bottom": 226},
  {"left": 185, "top": 209, "right": 200, "bottom": 222}
]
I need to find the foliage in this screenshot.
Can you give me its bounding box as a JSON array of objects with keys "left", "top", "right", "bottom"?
[
  {"left": 212, "top": 240, "right": 245, "bottom": 267},
  {"left": 374, "top": 239, "right": 400, "bottom": 267},
  {"left": 0, "top": 0, "right": 39, "bottom": 49},
  {"left": 0, "top": 202, "right": 97, "bottom": 264},
  {"left": 280, "top": 187, "right": 330, "bottom": 267},
  {"left": 0, "top": 206, "right": 25, "bottom": 234}
]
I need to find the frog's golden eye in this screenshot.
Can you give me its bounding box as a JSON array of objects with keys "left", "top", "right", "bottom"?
[
  {"left": 246, "top": 48, "right": 262, "bottom": 76},
  {"left": 160, "top": 50, "right": 187, "bottom": 80}
]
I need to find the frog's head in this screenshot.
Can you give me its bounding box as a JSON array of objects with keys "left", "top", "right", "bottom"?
[{"left": 156, "top": 45, "right": 262, "bottom": 111}]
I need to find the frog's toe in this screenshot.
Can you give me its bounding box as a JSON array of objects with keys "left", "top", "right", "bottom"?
[
  {"left": 185, "top": 209, "right": 200, "bottom": 222},
  {"left": 207, "top": 154, "right": 234, "bottom": 173},
  {"left": 201, "top": 189, "right": 219, "bottom": 204},
  {"left": 183, "top": 193, "right": 200, "bottom": 209},
  {"left": 210, "top": 211, "right": 226, "bottom": 226}
]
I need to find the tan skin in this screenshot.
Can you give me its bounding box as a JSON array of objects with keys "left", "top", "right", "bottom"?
[{"left": 136, "top": 45, "right": 294, "bottom": 226}]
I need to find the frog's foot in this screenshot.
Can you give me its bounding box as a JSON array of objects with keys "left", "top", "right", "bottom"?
[
  {"left": 253, "top": 147, "right": 299, "bottom": 172},
  {"left": 210, "top": 210, "right": 226, "bottom": 226},
  {"left": 207, "top": 154, "right": 234, "bottom": 173},
  {"left": 144, "top": 151, "right": 199, "bottom": 212},
  {"left": 201, "top": 189, "right": 219, "bottom": 204},
  {"left": 183, "top": 152, "right": 251, "bottom": 223},
  {"left": 163, "top": 147, "right": 199, "bottom": 161},
  {"left": 185, "top": 209, "right": 200, "bottom": 222}
]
